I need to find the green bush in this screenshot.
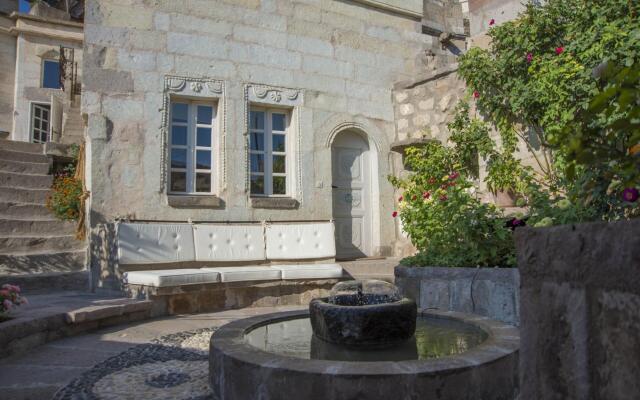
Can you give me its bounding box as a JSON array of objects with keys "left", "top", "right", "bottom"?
[
  {"left": 47, "top": 174, "right": 82, "bottom": 221},
  {"left": 390, "top": 141, "right": 516, "bottom": 268}
]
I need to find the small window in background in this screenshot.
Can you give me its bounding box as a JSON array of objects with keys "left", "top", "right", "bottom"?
[{"left": 42, "top": 60, "right": 61, "bottom": 89}]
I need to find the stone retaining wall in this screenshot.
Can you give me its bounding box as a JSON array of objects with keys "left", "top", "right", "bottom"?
[
  {"left": 395, "top": 265, "right": 520, "bottom": 326},
  {"left": 515, "top": 219, "right": 640, "bottom": 400}
]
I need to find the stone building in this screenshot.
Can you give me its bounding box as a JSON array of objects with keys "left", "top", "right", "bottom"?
[
  {"left": 0, "top": 0, "right": 84, "bottom": 145},
  {"left": 82, "top": 0, "right": 481, "bottom": 290}
]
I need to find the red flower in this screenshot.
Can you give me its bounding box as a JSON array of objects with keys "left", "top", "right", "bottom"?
[
  {"left": 398, "top": 196, "right": 403, "bottom": 202},
  {"left": 428, "top": 177, "right": 436, "bottom": 185},
  {"left": 449, "top": 172, "right": 460, "bottom": 180},
  {"left": 526, "top": 53, "right": 533, "bottom": 63},
  {"left": 411, "top": 195, "right": 417, "bottom": 201},
  {"left": 423, "top": 191, "right": 430, "bottom": 199},
  {"left": 489, "top": 18, "right": 495, "bottom": 26},
  {"left": 473, "top": 90, "right": 480, "bottom": 99},
  {"left": 555, "top": 46, "right": 564, "bottom": 55},
  {"left": 440, "top": 195, "right": 448, "bottom": 202},
  {"left": 392, "top": 211, "right": 398, "bottom": 218}
]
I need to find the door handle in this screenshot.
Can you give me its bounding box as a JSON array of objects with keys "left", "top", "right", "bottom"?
[{"left": 332, "top": 185, "right": 339, "bottom": 189}]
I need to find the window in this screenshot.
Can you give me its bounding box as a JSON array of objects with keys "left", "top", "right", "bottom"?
[
  {"left": 42, "top": 60, "right": 61, "bottom": 89},
  {"left": 168, "top": 101, "right": 216, "bottom": 194},
  {"left": 31, "top": 103, "right": 50, "bottom": 143},
  {"left": 249, "top": 108, "right": 290, "bottom": 196}
]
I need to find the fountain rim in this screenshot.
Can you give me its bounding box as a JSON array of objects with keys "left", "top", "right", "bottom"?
[
  {"left": 210, "top": 309, "right": 519, "bottom": 376},
  {"left": 309, "top": 296, "right": 415, "bottom": 308}
]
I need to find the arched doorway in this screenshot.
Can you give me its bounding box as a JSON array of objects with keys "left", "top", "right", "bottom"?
[{"left": 331, "top": 129, "right": 372, "bottom": 259}]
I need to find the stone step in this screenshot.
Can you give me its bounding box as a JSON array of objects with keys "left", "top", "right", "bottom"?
[
  {"left": 0, "top": 140, "right": 44, "bottom": 154},
  {"left": 0, "top": 219, "right": 76, "bottom": 236},
  {"left": 0, "top": 235, "right": 83, "bottom": 254},
  {"left": 0, "top": 187, "right": 49, "bottom": 204},
  {"left": 0, "top": 250, "right": 86, "bottom": 276},
  {"left": 0, "top": 159, "right": 49, "bottom": 175},
  {"left": 0, "top": 171, "right": 52, "bottom": 189},
  {"left": 0, "top": 148, "right": 49, "bottom": 164},
  {"left": 0, "top": 202, "right": 55, "bottom": 220}
]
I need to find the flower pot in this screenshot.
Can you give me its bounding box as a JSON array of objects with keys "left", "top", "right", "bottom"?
[{"left": 492, "top": 190, "right": 517, "bottom": 207}]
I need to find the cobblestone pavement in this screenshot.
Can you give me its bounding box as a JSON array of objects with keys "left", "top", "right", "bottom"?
[{"left": 0, "top": 306, "right": 304, "bottom": 400}]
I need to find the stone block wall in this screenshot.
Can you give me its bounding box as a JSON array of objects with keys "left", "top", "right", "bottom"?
[
  {"left": 395, "top": 266, "right": 520, "bottom": 326},
  {"left": 515, "top": 220, "right": 640, "bottom": 400},
  {"left": 82, "top": 0, "right": 432, "bottom": 289},
  {"left": 0, "top": 15, "right": 16, "bottom": 134},
  {"left": 392, "top": 65, "right": 465, "bottom": 143}
]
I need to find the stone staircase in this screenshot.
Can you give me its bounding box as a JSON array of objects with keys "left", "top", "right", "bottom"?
[{"left": 0, "top": 140, "right": 86, "bottom": 281}]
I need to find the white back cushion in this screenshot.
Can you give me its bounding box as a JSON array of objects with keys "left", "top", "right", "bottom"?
[
  {"left": 265, "top": 222, "right": 336, "bottom": 260},
  {"left": 194, "top": 224, "right": 265, "bottom": 262},
  {"left": 118, "top": 223, "right": 196, "bottom": 264}
]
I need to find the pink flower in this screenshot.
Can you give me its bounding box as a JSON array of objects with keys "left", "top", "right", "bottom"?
[
  {"left": 489, "top": 18, "right": 495, "bottom": 26},
  {"left": 622, "top": 188, "right": 639, "bottom": 202},
  {"left": 0, "top": 289, "right": 9, "bottom": 297},
  {"left": 555, "top": 46, "right": 564, "bottom": 55},
  {"left": 449, "top": 172, "right": 460, "bottom": 180},
  {"left": 3, "top": 299, "right": 12, "bottom": 310},
  {"left": 473, "top": 90, "right": 480, "bottom": 99},
  {"left": 398, "top": 196, "right": 403, "bottom": 202},
  {"left": 423, "top": 191, "right": 431, "bottom": 199},
  {"left": 392, "top": 211, "right": 398, "bottom": 218},
  {"left": 526, "top": 53, "right": 533, "bottom": 63}
]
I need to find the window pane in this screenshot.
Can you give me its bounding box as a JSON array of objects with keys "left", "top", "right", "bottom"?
[
  {"left": 171, "top": 103, "right": 188, "bottom": 123},
  {"left": 171, "top": 125, "right": 187, "bottom": 145},
  {"left": 171, "top": 148, "right": 187, "bottom": 169},
  {"left": 250, "top": 111, "right": 264, "bottom": 130},
  {"left": 250, "top": 154, "right": 264, "bottom": 172},
  {"left": 273, "top": 176, "right": 286, "bottom": 195},
  {"left": 272, "top": 134, "right": 286, "bottom": 152},
  {"left": 42, "top": 60, "right": 60, "bottom": 89},
  {"left": 171, "top": 171, "right": 186, "bottom": 192},
  {"left": 42, "top": 121, "right": 49, "bottom": 132},
  {"left": 196, "top": 127, "right": 211, "bottom": 147},
  {"left": 35, "top": 107, "right": 41, "bottom": 118},
  {"left": 273, "top": 155, "right": 286, "bottom": 173},
  {"left": 250, "top": 175, "right": 264, "bottom": 195},
  {"left": 197, "top": 105, "right": 213, "bottom": 125},
  {"left": 196, "top": 150, "right": 211, "bottom": 169},
  {"left": 272, "top": 113, "right": 286, "bottom": 131},
  {"left": 195, "top": 173, "right": 211, "bottom": 192},
  {"left": 250, "top": 132, "right": 264, "bottom": 151},
  {"left": 42, "top": 109, "right": 49, "bottom": 120}
]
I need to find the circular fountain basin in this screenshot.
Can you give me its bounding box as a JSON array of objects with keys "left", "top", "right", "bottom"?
[{"left": 209, "top": 309, "right": 520, "bottom": 400}]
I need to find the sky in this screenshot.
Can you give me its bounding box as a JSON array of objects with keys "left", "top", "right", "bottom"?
[{"left": 19, "top": 0, "right": 30, "bottom": 13}]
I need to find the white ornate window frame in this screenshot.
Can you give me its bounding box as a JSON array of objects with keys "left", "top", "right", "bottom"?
[
  {"left": 160, "top": 75, "right": 226, "bottom": 196},
  {"left": 244, "top": 84, "right": 304, "bottom": 202}
]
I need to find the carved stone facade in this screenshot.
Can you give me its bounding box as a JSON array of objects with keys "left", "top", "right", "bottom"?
[{"left": 82, "top": 0, "right": 436, "bottom": 289}]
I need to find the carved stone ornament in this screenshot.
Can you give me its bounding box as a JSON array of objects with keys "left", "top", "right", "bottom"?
[{"left": 248, "top": 84, "right": 302, "bottom": 107}]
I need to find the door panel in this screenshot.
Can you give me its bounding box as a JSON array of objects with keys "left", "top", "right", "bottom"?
[{"left": 331, "top": 131, "right": 370, "bottom": 259}]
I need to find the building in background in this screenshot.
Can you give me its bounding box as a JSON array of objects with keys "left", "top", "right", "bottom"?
[{"left": 0, "top": 0, "right": 84, "bottom": 145}]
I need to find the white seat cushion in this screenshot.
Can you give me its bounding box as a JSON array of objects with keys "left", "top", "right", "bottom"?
[
  {"left": 201, "top": 266, "right": 281, "bottom": 283},
  {"left": 124, "top": 269, "right": 220, "bottom": 287},
  {"left": 193, "top": 224, "right": 265, "bottom": 262},
  {"left": 265, "top": 222, "right": 336, "bottom": 260},
  {"left": 118, "top": 223, "right": 196, "bottom": 264},
  {"left": 271, "top": 264, "right": 344, "bottom": 280}
]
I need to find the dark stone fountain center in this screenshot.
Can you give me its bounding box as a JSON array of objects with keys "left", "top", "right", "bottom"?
[{"left": 309, "top": 280, "right": 417, "bottom": 348}]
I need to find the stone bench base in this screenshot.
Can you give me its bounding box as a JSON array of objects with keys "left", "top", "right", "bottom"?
[{"left": 127, "top": 278, "right": 344, "bottom": 316}]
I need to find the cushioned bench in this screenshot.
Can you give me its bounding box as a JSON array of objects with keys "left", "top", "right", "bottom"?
[{"left": 118, "top": 221, "right": 344, "bottom": 289}]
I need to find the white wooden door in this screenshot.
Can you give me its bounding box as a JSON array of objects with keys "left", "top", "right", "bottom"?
[{"left": 332, "top": 131, "right": 371, "bottom": 259}]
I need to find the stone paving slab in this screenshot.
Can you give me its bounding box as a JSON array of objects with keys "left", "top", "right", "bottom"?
[{"left": 0, "top": 306, "right": 304, "bottom": 400}]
